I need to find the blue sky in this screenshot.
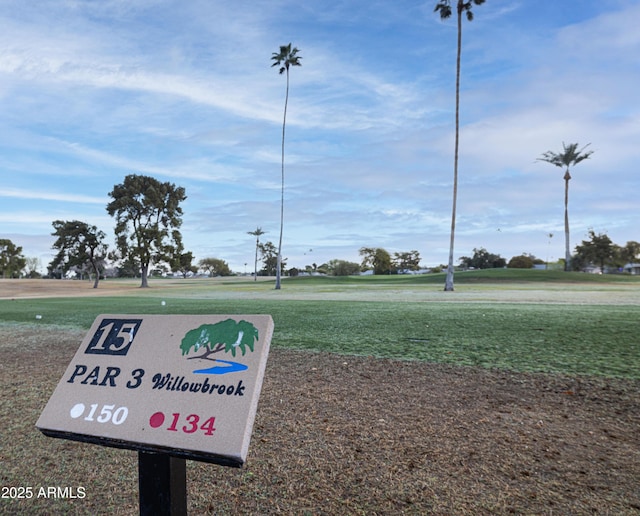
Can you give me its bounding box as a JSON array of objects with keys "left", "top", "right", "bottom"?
[{"left": 1, "top": 0, "right": 638, "bottom": 274}]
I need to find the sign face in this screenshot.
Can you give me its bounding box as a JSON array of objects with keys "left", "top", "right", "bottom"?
[{"left": 36, "top": 314, "right": 273, "bottom": 467}]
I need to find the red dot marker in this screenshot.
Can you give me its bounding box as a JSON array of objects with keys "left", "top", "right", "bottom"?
[{"left": 149, "top": 411, "right": 165, "bottom": 428}]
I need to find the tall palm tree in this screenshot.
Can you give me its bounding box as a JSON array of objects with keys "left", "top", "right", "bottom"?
[
  {"left": 247, "top": 227, "right": 265, "bottom": 281},
  {"left": 271, "top": 43, "right": 302, "bottom": 290},
  {"left": 435, "top": 0, "right": 485, "bottom": 292},
  {"left": 537, "top": 142, "right": 593, "bottom": 271}
]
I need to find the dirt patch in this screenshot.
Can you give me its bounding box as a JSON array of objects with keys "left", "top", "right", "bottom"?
[
  {"left": 0, "top": 279, "right": 143, "bottom": 299},
  {"left": 1, "top": 326, "right": 638, "bottom": 515}
]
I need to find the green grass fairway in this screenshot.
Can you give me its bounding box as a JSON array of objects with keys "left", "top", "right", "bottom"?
[{"left": 1, "top": 270, "right": 639, "bottom": 378}]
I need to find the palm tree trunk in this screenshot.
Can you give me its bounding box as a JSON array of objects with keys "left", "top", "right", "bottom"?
[
  {"left": 254, "top": 236, "right": 259, "bottom": 281},
  {"left": 564, "top": 169, "right": 571, "bottom": 271},
  {"left": 276, "top": 69, "right": 289, "bottom": 290},
  {"left": 444, "top": 4, "right": 463, "bottom": 292}
]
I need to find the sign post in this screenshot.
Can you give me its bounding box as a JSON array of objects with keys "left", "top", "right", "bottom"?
[
  {"left": 138, "top": 452, "right": 186, "bottom": 516},
  {"left": 37, "top": 314, "right": 274, "bottom": 513}
]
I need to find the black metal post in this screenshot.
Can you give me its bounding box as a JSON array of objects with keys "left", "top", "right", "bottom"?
[{"left": 138, "top": 452, "right": 187, "bottom": 516}]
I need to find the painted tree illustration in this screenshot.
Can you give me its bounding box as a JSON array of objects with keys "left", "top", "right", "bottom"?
[{"left": 180, "top": 319, "right": 259, "bottom": 360}]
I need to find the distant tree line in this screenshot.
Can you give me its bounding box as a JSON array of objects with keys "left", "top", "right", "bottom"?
[
  {"left": 3, "top": 228, "right": 639, "bottom": 281},
  {"left": 456, "top": 233, "right": 640, "bottom": 273},
  {"left": 571, "top": 231, "right": 639, "bottom": 273},
  {"left": 2, "top": 173, "right": 638, "bottom": 282}
]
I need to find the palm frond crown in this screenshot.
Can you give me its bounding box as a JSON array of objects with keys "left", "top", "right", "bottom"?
[
  {"left": 271, "top": 43, "right": 302, "bottom": 75},
  {"left": 538, "top": 142, "right": 593, "bottom": 169},
  {"left": 435, "top": 0, "right": 486, "bottom": 20}
]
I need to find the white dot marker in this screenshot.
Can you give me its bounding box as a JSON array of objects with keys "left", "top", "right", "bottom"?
[{"left": 70, "top": 403, "right": 85, "bottom": 418}]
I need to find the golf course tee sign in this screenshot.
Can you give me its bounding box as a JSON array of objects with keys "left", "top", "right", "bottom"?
[{"left": 37, "top": 314, "right": 274, "bottom": 467}]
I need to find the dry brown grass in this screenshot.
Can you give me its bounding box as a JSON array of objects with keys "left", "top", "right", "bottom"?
[
  {"left": 0, "top": 278, "right": 146, "bottom": 300},
  {"left": 1, "top": 325, "right": 639, "bottom": 515}
]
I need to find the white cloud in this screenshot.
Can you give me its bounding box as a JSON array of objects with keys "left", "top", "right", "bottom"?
[{"left": 0, "top": 188, "right": 105, "bottom": 204}]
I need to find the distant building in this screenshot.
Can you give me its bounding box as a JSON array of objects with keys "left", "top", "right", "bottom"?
[{"left": 623, "top": 263, "right": 640, "bottom": 275}]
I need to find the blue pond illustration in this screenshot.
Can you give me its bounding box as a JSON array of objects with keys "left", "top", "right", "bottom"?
[{"left": 193, "top": 359, "right": 248, "bottom": 375}]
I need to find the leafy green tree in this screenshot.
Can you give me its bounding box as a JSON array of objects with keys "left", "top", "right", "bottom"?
[
  {"left": 247, "top": 227, "right": 265, "bottom": 281},
  {"left": 304, "top": 263, "right": 318, "bottom": 275},
  {"left": 106, "top": 174, "right": 186, "bottom": 288},
  {"left": 172, "top": 251, "right": 197, "bottom": 278},
  {"left": 459, "top": 247, "right": 506, "bottom": 269},
  {"left": 199, "top": 257, "right": 232, "bottom": 277},
  {"left": 359, "top": 247, "right": 393, "bottom": 275},
  {"left": 316, "top": 263, "right": 329, "bottom": 275},
  {"left": 574, "top": 230, "right": 614, "bottom": 273},
  {"left": 620, "top": 241, "right": 640, "bottom": 264},
  {"left": 568, "top": 252, "right": 589, "bottom": 272},
  {"left": 258, "top": 241, "right": 286, "bottom": 276},
  {"left": 394, "top": 250, "right": 421, "bottom": 272},
  {"left": 603, "top": 241, "right": 640, "bottom": 271},
  {"left": 508, "top": 254, "right": 534, "bottom": 269},
  {"left": 609, "top": 244, "right": 625, "bottom": 270},
  {"left": 271, "top": 43, "right": 302, "bottom": 290},
  {"left": 115, "top": 255, "right": 141, "bottom": 278},
  {"left": 326, "top": 259, "right": 361, "bottom": 276},
  {"left": 50, "top": 220, "right": 108, "bottom": 288},
  {"left": 435, "top": 0, "right": 485, "bottom": 292},
  {"left": 537, "top": 142, "right": 594, "bottom": 271},
  {"left": 0, "top": 239, "right": 26, "bottom": 278}
]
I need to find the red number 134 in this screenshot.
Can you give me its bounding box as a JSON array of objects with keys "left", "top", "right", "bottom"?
[{"left": 167, "top": 413, "right": 216, "bottom": 435}]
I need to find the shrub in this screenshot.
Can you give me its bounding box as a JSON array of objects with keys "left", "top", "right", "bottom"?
[{"left": 508, "top": 255, "right": 534, "bottom": 269}]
